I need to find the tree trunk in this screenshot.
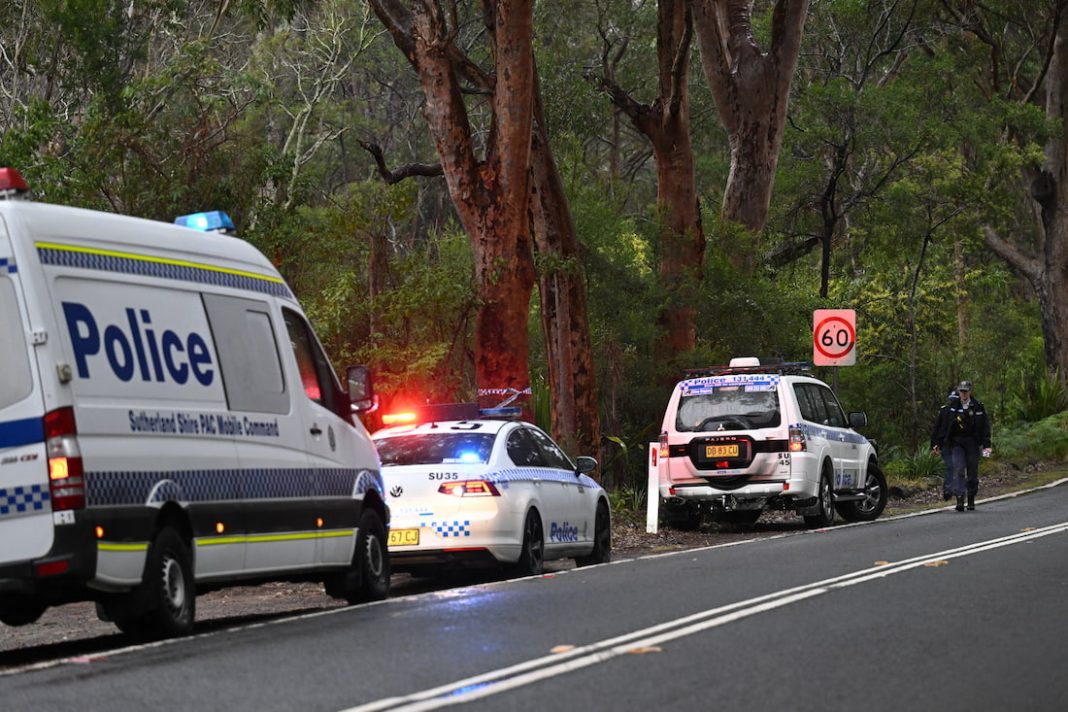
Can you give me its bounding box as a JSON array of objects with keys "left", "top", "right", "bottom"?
[{"left": 691, "top": 0, "right": 809, "bottom": 250}]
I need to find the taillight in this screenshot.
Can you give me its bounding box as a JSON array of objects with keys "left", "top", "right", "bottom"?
[
  {"left": 438, "top": 481, "right": 501, "bottom": 497},
  {"left": 659, "top": 432, "right": 668, "bottom": 458},
  {"left": 44, "top": 407, "right": 85, "bottom": 511},
  {"left": 789, "top": 426, "right": 807, "bottom": 453}
]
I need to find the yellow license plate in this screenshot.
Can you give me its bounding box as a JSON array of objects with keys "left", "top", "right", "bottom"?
[
  {"left": 388, "top": 528, "right": 420, "bottom": 547},
  {"left": 705, "top": 444, "right": 739, "bottom": 458}
]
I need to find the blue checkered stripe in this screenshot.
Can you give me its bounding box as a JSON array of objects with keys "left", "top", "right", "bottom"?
[
  {"left": 484, "top": 467, "right": 583, "bottom": 486},
  {"left": 422, "top": 519, "right": 471, "bottom": 538},
  {"left": 88, "top": 468, "right": 374, "bottom": 506},
  {"left": 0, "top": 257, "right": 16, "bottom": 275},
  {"left": 0, "top": 484, "right": 50, "bottom": 518},
  {"left": 37, "top": 247, "right": 293, "bottom": 299},
  {"left": 794, "top": 422, "right": 868, "bottom": 445}
]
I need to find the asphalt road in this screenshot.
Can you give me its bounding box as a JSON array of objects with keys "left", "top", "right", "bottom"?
[{"left": 2, "top": 482, "right": 1067, "bottom": 712}]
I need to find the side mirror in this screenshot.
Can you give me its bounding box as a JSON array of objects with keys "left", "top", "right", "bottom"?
[
  {"left": 347, "top": 365, "right": 376, "bottom": 414},
  {"left": 848, "top": 411, "right": 867, "bottom": 429},
  {"left": 575, "top": 455, "right": 598, "bottom": 474}
]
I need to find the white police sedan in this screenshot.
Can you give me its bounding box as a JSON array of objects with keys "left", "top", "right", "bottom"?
[{"left": 372, "top": 404, "right": 611, "bottom": 576}]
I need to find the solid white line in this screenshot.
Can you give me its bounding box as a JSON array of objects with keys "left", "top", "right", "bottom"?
[{"left": 343, "top": 521, "right": 1068, "bottom": 712}]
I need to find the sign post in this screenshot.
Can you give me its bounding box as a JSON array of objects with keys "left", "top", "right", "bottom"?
[{"left": 813, "top": 309, "right": 856, "bottom": 366}]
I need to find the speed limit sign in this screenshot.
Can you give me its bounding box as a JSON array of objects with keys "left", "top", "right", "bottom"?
[{"left": 813, "top": 309, "right": 856, "bottom": 366}]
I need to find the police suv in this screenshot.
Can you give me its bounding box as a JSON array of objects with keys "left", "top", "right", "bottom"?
[
  {"left": 0, "top": 168, "right": 389, "bottom": 638},
  {"left": 653, "top": 357, "right": 885, "bottom": 529}
]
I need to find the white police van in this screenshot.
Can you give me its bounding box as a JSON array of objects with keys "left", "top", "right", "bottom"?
[
  {"left": 653, "top": 357, "right": 885, "bottom": 530},
  {"left": 0, "top": 168, "right": 389, "bottom": 639}
]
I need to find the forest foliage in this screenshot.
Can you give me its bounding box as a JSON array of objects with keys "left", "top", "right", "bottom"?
[{"left": 1, "top": 0, "right": 1063, "bottom": 489}]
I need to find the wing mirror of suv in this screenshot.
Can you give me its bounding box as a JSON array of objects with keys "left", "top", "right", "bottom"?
[
  {"left": 848, "top": 411, "right": 867, "bottom": 429},
  {"left": 347, "top": 365, "right": 376, "bottom": 414},
  {"left": 575, "top": 456, "right": 598, "bottom": 474}
]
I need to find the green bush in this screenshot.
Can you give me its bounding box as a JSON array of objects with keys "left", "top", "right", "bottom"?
[
  {"left": 994, "top": 411, "right": 1068, "bottom": 463},
  {"left": 1007, "top": 368, "right": 1068, "bottom": 423}
]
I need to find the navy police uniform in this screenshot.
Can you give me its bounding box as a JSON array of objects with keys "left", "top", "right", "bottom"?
[{"left": 933, "top": 381, "right": 992, "bottom": 511}]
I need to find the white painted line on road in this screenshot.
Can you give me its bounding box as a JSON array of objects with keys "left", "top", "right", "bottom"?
[{"left": 343, "top": 521, "right": 1068, "bottom": 712}]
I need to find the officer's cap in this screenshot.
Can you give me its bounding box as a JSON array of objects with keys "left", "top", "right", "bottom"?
[{"left": 957, "top": 380, "right": 972, "bottom": 392}]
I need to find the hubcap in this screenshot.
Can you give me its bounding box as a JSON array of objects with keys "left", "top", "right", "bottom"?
[
  {"left": 365, "top": 534, "right": 384, "bottom": 578},
  {"left": 162, "top": 556, "right": 186, "bottom": 613},
  {"left": 859, "top": 473, "right": 881, "bottom": 512},
  {"left": 527, "top": 517, "right": 543, "bottom": 568}
]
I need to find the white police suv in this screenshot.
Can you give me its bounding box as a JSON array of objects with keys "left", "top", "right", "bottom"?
[
  {"left": 653, "top": 357, "right": 884, "bottom": 530},
  {"left": 373, "top": 404, "right": 611, "bottom": 575}
]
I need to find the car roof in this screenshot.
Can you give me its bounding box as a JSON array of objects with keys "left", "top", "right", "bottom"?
[{"left": 372, "top": 418, "right": 520, "bottom": 440}]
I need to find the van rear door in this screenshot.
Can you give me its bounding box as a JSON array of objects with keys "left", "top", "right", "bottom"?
[{"left": 0, "top": 217, "right": 53, "bottom": 564}]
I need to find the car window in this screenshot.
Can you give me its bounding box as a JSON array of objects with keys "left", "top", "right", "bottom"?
[
  {"left": 818, "top": 386, "right": 847, "bottom": 427},
  {"left": 506, "top": 427, "right": 545, "bottom": 466},
  {"left": 283, "top": 308, "right": 344, "bottom": 417},
  {"left": 675, "top": 383, "right": 781, "bottom": 432},
  {"left": 375, "top": 433, "right": 495, "bottom": 466},
  {"left": 526, "top": 427, "right": 574, "bottom": 470},
  {"left": 0, "top": 277, "right": 32, "bottom": 408},
  {"left": 794, "top": 383, "right": 830, "bottom": 425}
]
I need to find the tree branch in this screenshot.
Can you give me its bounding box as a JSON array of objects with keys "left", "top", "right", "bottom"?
[
  {"left": 358, "top": 140, "right": 444, "bottom": 184},
  {"left": 983, "top": 225, "right": 1042, "bottom": 283}
]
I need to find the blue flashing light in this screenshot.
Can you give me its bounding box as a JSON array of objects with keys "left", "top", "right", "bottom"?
[
  {"left": 458, "top": 451, "right": 483, "bottom": 464},
  {"left": 479, "top": 407, "right": 522, "bottom": 419},
  {"left": 175, "top": 210, "right": 236, "bottom": 234}
]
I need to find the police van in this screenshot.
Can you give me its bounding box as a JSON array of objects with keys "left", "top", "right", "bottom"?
[{"left": 0, "top": 168, "right": 389, "bottom": 639}]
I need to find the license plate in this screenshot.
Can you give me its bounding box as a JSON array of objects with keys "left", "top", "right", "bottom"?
[
  {"left": 705, "top": 444, "right": 739, "bottom": 458},
  {"left": 388, "top": 528, "right": 420, "bottom": 547}
]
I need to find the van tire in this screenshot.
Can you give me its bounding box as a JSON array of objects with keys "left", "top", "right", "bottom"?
[
  {"left": 511, "top": 509, "right": 544, "bottom": 577},
  {"left": 327, "top": 509, "right": 390, "bottom": 604},
  {"left": 803, "top": 468, "right": 836, "bottom": 528},
  {"left": 0, "top": 595, "right": 47, "bottom": 626},
  {"left": 836, "top": 463, "right": 888, "bottom": 522},
  {"left": 576, "top": 501, "right": 612, "bottom": 567},
  {"left": 113, "top": 527, "right": 195, "bottom": 640}
]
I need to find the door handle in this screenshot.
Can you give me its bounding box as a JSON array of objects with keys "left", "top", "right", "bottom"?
[{"left": 310, "top": 425, "right": 323, "bottom": 436}]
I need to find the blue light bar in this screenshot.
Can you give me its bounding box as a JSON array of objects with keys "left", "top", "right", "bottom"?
[
  {"left": 175, "top": 210, "right": 236, "bottom": 234},
  {"left": 479, "top": 407, "right": 522, "bottom": 419}
]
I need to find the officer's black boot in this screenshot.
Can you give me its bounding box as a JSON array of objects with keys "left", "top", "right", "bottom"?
[
  {"left": 955, "top": 496, "right": 965, "bottom": 512},
  {"left": 966, "top": 494, "right": 975, "bottom": 511}
]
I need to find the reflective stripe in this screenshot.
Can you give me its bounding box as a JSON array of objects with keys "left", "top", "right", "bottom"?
[
  {"left": 98, "top": 542, "right": 149, "bottom": 552},
  {"left": 0, "top": 416, "right": 44, "bottom": 449},
  {"left": 196, "top": 529, "right": 355, "bottom": 547}
]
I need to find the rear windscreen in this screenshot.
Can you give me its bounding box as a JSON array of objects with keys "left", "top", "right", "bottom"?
[
  {"left": 0, "top": 277, "right": 32, "bottom": 409},
  {"left": 375, "top": 433, "right": 496, "bottom": 466},
  {"left": 675, "top": 385, "right": 781, "bottom": 432}
]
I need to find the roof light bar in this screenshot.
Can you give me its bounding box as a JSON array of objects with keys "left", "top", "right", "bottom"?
[
  {"left": 174, "top": 210, "right": 236, "bottom": 234},
  {"left": 0, "top": 167, "right": 30, "bottom": 199}
]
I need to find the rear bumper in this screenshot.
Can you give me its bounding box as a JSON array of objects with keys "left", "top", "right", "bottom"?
[{"left": 0, "top": 514, "right": 98, "bottom": 603}]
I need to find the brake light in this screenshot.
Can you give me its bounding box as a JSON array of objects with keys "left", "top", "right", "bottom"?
[
  {"left": 659, "top": 432, "right": 669, "bottom": 458},
  {"left": 789, "top": 426, "right": 807, "bottom": 453},
  {"left": 44, "top": 407, "right": 85, "bottom": 511},
  {"left": 382, "top": 411, "right": 418, "bottom": 425},
  {"left": 438, "top": 481, "right": 501, "bottom": 497}
]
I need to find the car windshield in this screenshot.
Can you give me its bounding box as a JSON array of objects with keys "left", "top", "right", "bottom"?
[
  {"left": 675, "top": 383, "right": 781, "bottom": 432},
  {"left": 375, "top": 433, "right": 496, "bottom": 466}
]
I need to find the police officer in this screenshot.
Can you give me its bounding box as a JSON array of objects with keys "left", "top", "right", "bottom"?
[
  {"left": 930, "top": 389, "right": 959, "bottom": 501},
  {"left": 934, "top": 380, "right": 992, "bottom": 511}
]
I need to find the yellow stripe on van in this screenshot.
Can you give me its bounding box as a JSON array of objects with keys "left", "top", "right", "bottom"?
[
  {"left": 34, "top": 241, "right": 285, "bottom": 285},
  {"left": 98, "top": 542, "right": 149, "bottom": 552},
  {"left": 195, "top": 529, "right": 355, "bottom": 547}
]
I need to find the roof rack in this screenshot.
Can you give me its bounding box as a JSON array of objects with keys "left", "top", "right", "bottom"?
[{"left": 685, "top": 358, "right": 812, "bottom": 379}]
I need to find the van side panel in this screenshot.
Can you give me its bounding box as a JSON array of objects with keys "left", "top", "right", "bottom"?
[{"left": 0, "top": 220, "right": 53, "bottom": 564}]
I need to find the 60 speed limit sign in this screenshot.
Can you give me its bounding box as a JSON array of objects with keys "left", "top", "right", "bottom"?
[{"left": 813, "top": 309, "right": 856, "bottom": 366}]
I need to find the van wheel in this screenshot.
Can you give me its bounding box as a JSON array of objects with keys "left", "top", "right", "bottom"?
[
  {"left": 511, "top": 509, "right": 544, "bottom": 577},
  {"left": 114, "top": 527, "right": 195, "bottom": 640},
  {"left": 803, "top": 469, "right": 836, "bottom": 528},
  {"left": 0, "top": 595, "right": 47, "bottom": 626},
  {"left": 576, "top": 501, "right": 612, "bottom": 567},
  {"left": 327, "top": 509, "right": 390, "bottom": 604},
  {"left": 836, "top": 464, "right": 888, "bottom": 522}
]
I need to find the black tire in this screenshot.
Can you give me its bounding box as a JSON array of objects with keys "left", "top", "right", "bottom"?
[
  {"left": 114, "top": 527, "right": 195, "bottom": 640},
  {"left": 576, "top": 500, "right": 612, "bottom": 567},
  {"left": 661, "top": 501, "right": 702, "bottom": 531},
  {"left": 712, "top": 509, "right": 762, "bottom": 530},
  {"left": 836, "top": 463, "right": 888, "bottom": 522},
  {"left": 511, "top": 509, "right": 544, "bottom": 577},
  {"left": 803, "top": 468, "right": 836, "bottom": 528},
  {"left": 327, "top": 508, "right": 391, "bottom": 603},
  {"left": 0, "top": 595, "right": 47, "bottom": 627}
]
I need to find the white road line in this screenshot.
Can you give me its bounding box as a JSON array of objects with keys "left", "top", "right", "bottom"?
[{"left": 343, "top": 521, "right": 1068, "bottom": 712}]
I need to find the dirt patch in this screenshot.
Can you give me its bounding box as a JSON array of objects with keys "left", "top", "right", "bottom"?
[{"left": 2, "top": 462, "right": 1063, "bottom": 661}]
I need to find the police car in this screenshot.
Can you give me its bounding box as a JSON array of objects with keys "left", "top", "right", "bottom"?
[
  {"left": 653, "top": 357, "right": 885, "bottom": 529},
  {"left": 373, "top": 404, "right": 611, "bottom": 575},
  {"left": 0, "top": 168, "right": 388, "bottom": 639}
]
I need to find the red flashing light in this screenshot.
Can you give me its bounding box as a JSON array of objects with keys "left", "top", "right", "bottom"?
[
  {"left": 44, "top": 407, "right": 85, "bottom": 511},
  {"left": 0, "top": 167, "right": 30, "bottom": 194},
  {"left": 716, "top": 460, "right": 730, "bottom": 468},
  {"left": 438, "top": 480, "right": 501, "bottom": 497},
  {"left": 382, "top": 411, "right": 418, "bottom": 426}
]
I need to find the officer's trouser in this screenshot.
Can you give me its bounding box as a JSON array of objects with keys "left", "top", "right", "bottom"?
[{"left": 948, "top": 439, "right": 979, "bottom": 497}]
